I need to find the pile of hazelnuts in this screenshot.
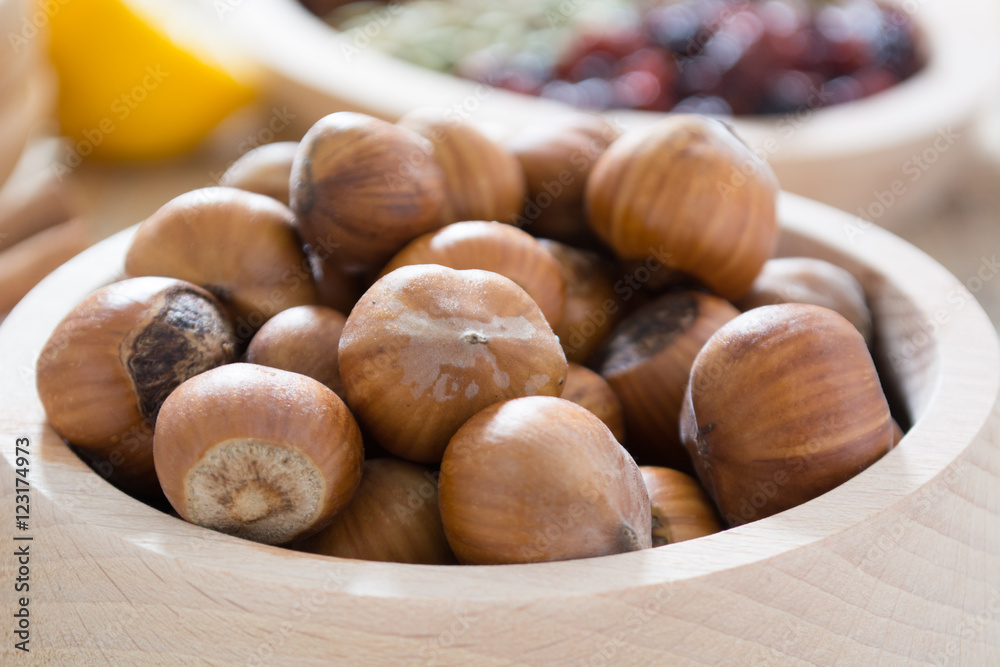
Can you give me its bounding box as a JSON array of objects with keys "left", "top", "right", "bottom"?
[{"left": 35, "top": 109, "right": 901, "bottom": 565}]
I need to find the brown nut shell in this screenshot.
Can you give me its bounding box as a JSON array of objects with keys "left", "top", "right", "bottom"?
[
  {"left": 219, "top": 141, "right": 298, "bottom": 205},
  {"left": 339, "top": 264, "right": 567, "bottom": 464},
  {"left": 397, "top": 108, "right": 526, "bottom": 226},
  {"left": 296, "top": 458, "right": 456, "bottom": 564},
  {"left": 439, "top": 396, "right": 651, "bottom": 564},
  {"left": 640, "top": 466, "right": 722, "bottom": 545},
  {"left": 124, "top": 187, "right": 317, "bottom": 337},
  {"left": 245, "top": 305, "right": 347, "bottom": 397},
  {"left": 594, "top": 291, "right": 740, "bottom": 470},
  {"left": 505, "top": 114, "right": 620, "bottom": 245},
  {"left": 154, "top": 363, "right": 364, "bottom": 545},
  {"left": 380, "top": 220, "right": 567, "bottom": 329},
  {"left": 680, "top": 304, "right": 893, "bottom": 526},
  {"left": 36, "top": 277, "right": 238, "bottom": 494},
  {"left": 737, "top": 257, "right": 873, "bottom": 345},
  {"left": 539, "top": 239, "right": 621, "bottom": 363},
  {"left": 290, "top": 112, "right": 446, "bottom": 275},
  {"left": 560, "top": 363, "right": 626, "bottom": 443},
  {"left": 586, "top": 115, "right": 778, "bottom": 300}
]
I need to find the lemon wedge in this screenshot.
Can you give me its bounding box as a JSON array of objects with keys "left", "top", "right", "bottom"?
[{"left": 49, "top": 0, "right": 256, "bottom": 161}]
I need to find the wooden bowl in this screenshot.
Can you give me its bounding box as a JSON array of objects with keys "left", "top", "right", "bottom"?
[
  {"left": 215, "top": 0, "right": 1000, "bottom": 228},
  {"left": 1, "top": 193, "right": 998, "bottom": 663}
]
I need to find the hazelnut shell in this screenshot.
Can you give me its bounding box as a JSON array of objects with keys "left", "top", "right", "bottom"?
[
  {"left": 737, "top": 257, "right": 873, "bottom": 345},
  {"left": 380, "top": 220, "right": 567, "bottom": 329},
  {"left": 397, "top": 108, "right": 526, "bottom": 226},
  {"left": 680, "top": 304, "right": 893, "bottom": 526},
  {"left": 586, "top": 115, "right": 778, "bottom": 300},
  {"left": 594, "top": 291, "right": 739, "bottom": 470},
  {"left": 36, "top": 277, "right": 238, "bottom": 494},
  {"left": 439, "top": 396, "right": 651, "bottom": 564},
  {"left": 154, "top": 363, "right": 364, "bottom": 545},
  {"left": 124, "top": 187, "right": 317, "bottom": 335},
  {"left": 640, "top": 466, "right": 722, "bottom": 545},
  {"left": 560, "top": 363, "right": 627, "bottom": 443},
  {"left": 296, "top": 458, "right": 456, "bottom": 564},
  {"left": 339, "top": 264, "right": 567, "bottom": 464},
  {"left": 290, "top": 112, "right": 446, "bottom": 274},
  {"left": 246, "top": 305, "right": 347, "bottom": 397}
]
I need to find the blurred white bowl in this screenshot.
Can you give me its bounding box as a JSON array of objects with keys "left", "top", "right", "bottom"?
[{"left": 213, "top": 0, "right": 1000, "bottom": 229}]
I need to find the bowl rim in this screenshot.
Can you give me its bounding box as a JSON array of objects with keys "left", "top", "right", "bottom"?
[{"left": 1, "top": 191, "right": 997, "bottom": 604}]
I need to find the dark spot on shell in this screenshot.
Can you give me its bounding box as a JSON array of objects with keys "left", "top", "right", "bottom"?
[
  {"left": 128, "top": 289, "right": 237, "bottom": 423},
  {"left": 596, "top": 293, "right": 699, "bottom": 373}
]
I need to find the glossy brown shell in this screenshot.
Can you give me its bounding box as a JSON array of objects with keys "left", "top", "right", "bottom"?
[{"left": 338, "top": 264, "right": 567, "bottom": 463}]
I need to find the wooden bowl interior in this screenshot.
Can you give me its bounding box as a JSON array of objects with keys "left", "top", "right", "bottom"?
[{"left": 2, "top": 192, "right": 994, "bottom": 600}]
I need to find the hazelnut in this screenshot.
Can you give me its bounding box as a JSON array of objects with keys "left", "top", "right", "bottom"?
[
  {"left": 245, "top": 305, "right": 347, "bottom": 397},
  {"left": 380, "top": 220, "right": 567, "bottom": 329},
  {"left": 296, "top": 459, "right": 456, "bottom": 564},
  {"left": 539, "top": 239, "right": 621, "bottom": 363},
  {"left": 737, "top": 257, "right": 873, "bottom": 345},
  {"left": 560, "top": 363, "right": 626, "bottom": 443},
  {"left": 505, "top": 114, "right": 620, "bottom": 245},
  {"left": 439, "top": 396, "right": 651, "bottom": 564},
  {"left": 397, "top": 108, "right": 526, "bottom": 225},
  {"left": 124, "top": 187, "right": 317, "bottom": 337},
  {"left": 593, "top": 291, "right": 739, "bottom": 470},
  {"left": 640, "top": 467, "right": 722, "bottom": 545},
  {"left": 154, "top": 363, "right": 364, "bottom": 545},
  {"left": 36, "top": 277, "right": 238, "bottom": 495},
  {"left": 681, "top": 304, "right": 893, "bottom": 526},
  {"left": 219, "top": 141, "right": 298, "bottom": 205},
  {"left": 290, "top": 112, "right": 446, "bottom": 275},
  {"left": 339, "top": 264, "right": 567, "bottom": 463},
  {"left": 586, "top": 115, "right": 778, "bottom": 300}
]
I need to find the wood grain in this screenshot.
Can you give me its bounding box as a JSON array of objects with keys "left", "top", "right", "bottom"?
[{"left": 0, "top": 194, "right": 998, "bottom": 664}]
